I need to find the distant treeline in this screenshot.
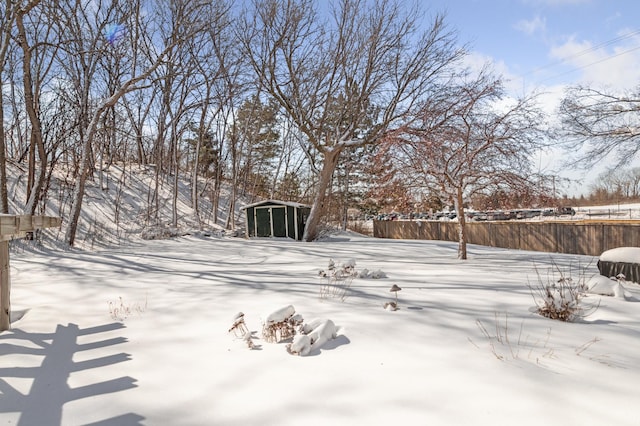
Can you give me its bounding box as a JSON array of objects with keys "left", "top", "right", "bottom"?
[{"left": 568, "top": 167, "right": 640, "bottom": 206}]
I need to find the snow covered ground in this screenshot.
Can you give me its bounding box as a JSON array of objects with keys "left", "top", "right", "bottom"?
[{"left": 2, "top": 232, "right": 640, "bottom": 425}]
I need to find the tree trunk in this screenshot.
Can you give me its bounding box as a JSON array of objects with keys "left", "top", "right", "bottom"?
[
  {"left": 136, "top": 133, "right": 146, "bottom": 164},
  {"left": 0, "top": 241, "right": 10, "bottom": 331},
  {"left": 191, "top": 135, "right": 201, "bottom": 227},
  {"left": 26, "top": 130, "right": 34, "bottom": 203},
  {"left": 211, "top": 181, "right": 219, "bottom": 225},
  {"left": 0, "top": 1, "right": 12, "bottom": 214},
  {"left": 212, "top": 171, "right": 221, "bottom": 225},
  {"left": 171, "top": 128, "right": 179, "bottom": 228},
  {"left": 225, "top": 131, "right": 239, "bottom": 230},
  {"left": 303, "top": 147, "right": 342, "bottom": 242},
  {"left": 455, "top": 186, "right": 468, "bottom": 260},
  {"left": 64, "top": 135, "right": 92, "bottom": 246},
  {"left": 0, "top": 88, "right": 8, "bottom": 213},
  {"left": 16, "top": 10, "right": 47, "bottom": 215},
  {"left": 341, "top": 162, "right": 350, "bottom": 231},
  {"left": 225, "top": 192, "right": 235, "bottom": 230},
  {"left": 225, "top": 151, "right": 237, "bottom": 230}
]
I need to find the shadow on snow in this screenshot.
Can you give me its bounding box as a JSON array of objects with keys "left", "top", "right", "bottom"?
[{"left": 0, "top": 322, "right": 143, "bottom": 426}]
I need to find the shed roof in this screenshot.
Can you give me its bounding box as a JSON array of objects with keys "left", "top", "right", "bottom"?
[{"left": 240, "top": 199, "right": 310, "bottom": 210}]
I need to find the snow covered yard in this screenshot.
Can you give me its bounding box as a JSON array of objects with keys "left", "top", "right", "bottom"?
[{"left": 2, "top": 233, "right": 640, "bottom": 425}]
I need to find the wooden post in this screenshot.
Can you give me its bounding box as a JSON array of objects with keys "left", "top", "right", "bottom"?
[{"left": 0, "top": 240, "right": 10, "bottom": 331}]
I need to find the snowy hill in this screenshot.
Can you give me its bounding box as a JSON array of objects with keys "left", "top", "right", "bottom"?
[{"left": 7, "top": 162, "right": 247, "bottom": 250}]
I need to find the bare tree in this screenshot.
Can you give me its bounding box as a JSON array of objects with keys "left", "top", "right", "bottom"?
[
  {"left": 122, "top": 88, "right": 155, "bottom": 165},
  {"left": 56, "top": 0, "right": 211, "bottom": 246},
  {"left": 629, "top": 167, "right": 640, "bottom": 198},
  {"left": 189, "top": 3, "right": 241, "bottom": 228},
  {"left": 590, "top": 166, "right": 640, "bottom": 200},
  {"left": 191, "top": 2, "right": 232, "bottom": 225},
  {"left": 239, "top": 0, "right": 462, "bottom": 241},
  {"left": 560, "top": 85, "right": 640, "bottom": 168},
  {"left": 386, "top": 69, "right": 548, "bottom": 259},
  {"left": 14, "top": 0, "right": 60, "bottom": 215}
]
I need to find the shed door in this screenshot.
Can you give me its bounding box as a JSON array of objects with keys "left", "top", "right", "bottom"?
[
  {"left": 271, "top": 207, "right": 287, "bottom": 237},
  {"left": 255, "top": 207, "right": 272, "bottom": 237}
]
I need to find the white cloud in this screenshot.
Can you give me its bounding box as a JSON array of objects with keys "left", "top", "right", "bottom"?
[
  {"left": 514, "top": 15, "right": 547, "bottom": 36},
  {"left": 461, "top": 51, "right": 602, "bottom": 190},
  {"left": 549, "top": 33, "right": 640, "bottom": 90},
  {"left": 461, "top": 52, "right": 517, "bottom": 81}
]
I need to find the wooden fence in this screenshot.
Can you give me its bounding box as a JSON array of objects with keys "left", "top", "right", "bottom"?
[{"left": 373, "top": 220, "right": 640, "bottom": 256}]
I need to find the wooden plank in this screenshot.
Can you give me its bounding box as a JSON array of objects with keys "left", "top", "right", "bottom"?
[
  {"left": 0, "top": 215, "right": 61, "bottom": 238},
  {"left": 0, "top": 215, "right": 19, "bottom": 236},
  {"left": 0, "top": 233, "right": 27, "bottom": 241},
  {"left": 33, "top": 216, "right": 62, "bottom": 229},
  {"left": 19, "top": 215, "right": 31, "bottom": 232}
]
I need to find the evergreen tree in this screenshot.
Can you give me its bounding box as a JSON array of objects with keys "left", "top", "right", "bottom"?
[{"left": 228, "top": 94, "right": 281, "bottom": 197}]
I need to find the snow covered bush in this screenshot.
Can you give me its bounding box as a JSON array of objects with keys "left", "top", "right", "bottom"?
[
  {"left": 358, "top": 268, "right": 387, "bottom": 279},
  {"left": 228, "top": 312, "right": 249, "bottom": 338},
  {"left": 261, "top": 305, "right": 300, "bottom": 343},
  {"left": 586, "top": 274, "right": 634, "bottom": 300},
  {"left": 316, "top": 259, "right": 387, "bottom": 301},
  {"left": 287, "top": 334, "right": 312, "bottom": 356},
  {"left": 318, "top": 258, "right": 358, "bottom": 301},
  {"left": 528, "top": 261, "right": 598, "bottom": 322},
  {"left": 233, "top": 306, "right": 343, "bottom": 355},
  {"left": 286, "top": 319, "right": 337, "bottom": 356}
]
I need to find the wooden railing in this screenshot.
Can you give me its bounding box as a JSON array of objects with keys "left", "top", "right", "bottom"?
[{"left": 0, "top": 215, "right": 62, "bottom": 331}]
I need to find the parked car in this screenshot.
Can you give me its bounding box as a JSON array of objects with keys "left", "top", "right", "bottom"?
[{"left": 556, "top": 206, "right": 576, "bottom": 216}]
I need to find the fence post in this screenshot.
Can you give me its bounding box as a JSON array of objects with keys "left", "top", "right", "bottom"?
[{"left": 0, "top": 240, "right": 10, "bottom": 331}]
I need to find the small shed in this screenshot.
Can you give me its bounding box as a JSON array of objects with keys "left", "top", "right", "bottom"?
[{"left": 241, "top": 200, "right": 311, "bottom": 241}]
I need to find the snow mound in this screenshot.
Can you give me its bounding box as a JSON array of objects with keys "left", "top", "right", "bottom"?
[
  {"left": 358, "top": 268, "right": 387, "bottom": 279},
  {"left": 599, "top": 247, "right": 640, "bottom": 264},
  {"left": 264, "top": 305, "right": 296, "bottom": 324},
  {"left": 586, "top": 275, "right": 633, "bottom": 300},
  {"left": 287, "top": 319, "right": 337, "bottom": 356}
]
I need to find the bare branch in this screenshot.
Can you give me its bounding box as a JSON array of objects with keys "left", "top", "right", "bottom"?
[{"left": 559, "top": 84, "right": 640, "bottom": 168}]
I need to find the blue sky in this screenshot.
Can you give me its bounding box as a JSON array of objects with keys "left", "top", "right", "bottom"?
[
  {"left": 423, "top": 0, "right": 640, "bottom": 195},
  {"left": 427, "top": 0, "right": 640, "bottom": 91}
]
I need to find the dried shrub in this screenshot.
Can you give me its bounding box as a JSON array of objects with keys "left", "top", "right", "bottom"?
[
  {"left": 108, "top": 295, "right": 148, "bottom": 321},
  {"left": 471, "top": 312, "right": 555, "bottom": 363},
  {"left": 318, "top": 258, "right": 358, "bottom": 301},
  {"left": 528, "top": 259, "right": 599, "bottom": 322},
  {"left": 262, "top": 320, "right": 296, "bottom": 343}
]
